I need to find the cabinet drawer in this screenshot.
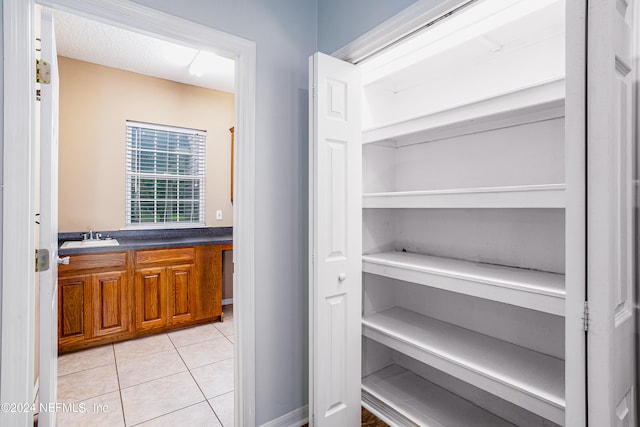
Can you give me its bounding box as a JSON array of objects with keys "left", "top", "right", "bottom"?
[
  {"left": 135, "top": 247, "right": 195, "bottom": 266},
  {"left": 59, "top": 252, "right": 127, "bottom": 274}
]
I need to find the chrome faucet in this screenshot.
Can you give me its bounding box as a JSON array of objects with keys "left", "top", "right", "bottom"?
[{"left": 82, "top": 230, "right": 95, "bottom": 241}]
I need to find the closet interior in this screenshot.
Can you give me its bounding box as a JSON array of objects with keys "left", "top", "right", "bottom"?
[{"left": 358, "top": 0, "right": 568, "bottom": 425}]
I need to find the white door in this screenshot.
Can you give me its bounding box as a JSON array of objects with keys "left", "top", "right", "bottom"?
[
  {"left": 39, "top": 9, "right": 60, "bottom": 427},
  {"left": 309, "top": 52, "right": 362, "bottom": 427},
  {"left": 587, "top": 0, "right": 637, "bottom": 425}
]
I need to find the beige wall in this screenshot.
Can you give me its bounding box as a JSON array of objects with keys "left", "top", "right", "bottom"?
[{"left": 58, "top": 57, "right": 234, "bottom": 232}]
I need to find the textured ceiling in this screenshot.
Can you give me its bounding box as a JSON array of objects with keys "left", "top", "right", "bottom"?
[{"left": 52, "top": 9, "right": 235, "bottom": 93}]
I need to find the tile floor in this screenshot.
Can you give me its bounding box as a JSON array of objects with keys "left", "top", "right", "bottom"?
[{"left": 55, "top": 305, "right": 234, "bottom": 427}]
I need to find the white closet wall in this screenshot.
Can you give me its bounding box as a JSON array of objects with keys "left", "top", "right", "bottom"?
[{"left": 359, "top": 1, "right": 568, "bottom": 425}]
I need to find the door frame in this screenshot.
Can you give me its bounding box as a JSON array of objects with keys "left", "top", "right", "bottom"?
[{"left": 1, "top": 0, "right": 257, "bottom": 425}]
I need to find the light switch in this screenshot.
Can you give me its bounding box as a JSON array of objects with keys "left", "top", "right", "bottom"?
[{"left": 216, "top": 210, "right": 223, "bottom": 220}]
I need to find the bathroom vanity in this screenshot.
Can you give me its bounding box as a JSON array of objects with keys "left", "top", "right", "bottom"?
[{"left": 57, "top": 229, "right": 232, "bottom": 353}]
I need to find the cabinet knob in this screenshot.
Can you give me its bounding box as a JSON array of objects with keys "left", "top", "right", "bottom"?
[
  {"left": 57, "top": 256, "right": 70, "bottom": 265},
  {"left": 338, "top": 273, "right": 346, "bottom": 282}
]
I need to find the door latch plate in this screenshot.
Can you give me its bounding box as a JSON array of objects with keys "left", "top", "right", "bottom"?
[{"left": 36, "top": 248, "right": 50, "bottom": 272}]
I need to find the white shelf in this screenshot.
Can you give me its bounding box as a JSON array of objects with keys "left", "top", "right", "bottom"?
[
  {"left": 362, "top": 251, "right": 565, "bottom": 316},
  {"left": 363, "top": 79, "right": 565, "bottom": 146},
  {"left": 363, "top": 184, "right": 565, "bottom": 209},
  {"left": 362, "top": 365, "right": 515, "bottom": 427},
  {"left": 362, "top": 307, "right": 565, "bottom": 425}
]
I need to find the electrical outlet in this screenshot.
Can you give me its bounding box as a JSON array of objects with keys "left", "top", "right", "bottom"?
[{"left": 216, "top": 210, "right": 223, "bottom": 220}]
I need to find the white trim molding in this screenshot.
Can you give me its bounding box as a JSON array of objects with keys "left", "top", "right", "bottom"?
[
  {"left": 259, "top": 405, "right": 309, "bottom": 427},
  {"left": 331, "top": 0, "right": 472, "bottom": 64},
  {"left": 3, "top": 0, "right": 257, "bottom": 425},
  {"left": 1, "top": 0, "right": 36, "bottom": 425}
]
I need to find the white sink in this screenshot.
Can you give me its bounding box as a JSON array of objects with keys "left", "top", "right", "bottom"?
[{"left": 60, "top": 239, "right": 119, "bottom": 249}]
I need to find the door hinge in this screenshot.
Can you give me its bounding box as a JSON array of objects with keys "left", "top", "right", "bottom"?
[
  {"left": 35, "top": 248, "right": 50, "bottom": 272},
  {"left": 582, "top": 301, "right": 589, "bottom": 332},
  {"left": 36, "top": 59, "right": 51, "bottom": 84}
]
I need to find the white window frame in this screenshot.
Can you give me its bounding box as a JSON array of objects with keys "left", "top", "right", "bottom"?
[{"left": 125, "top": 121, "right": 207, "bottom": 228}]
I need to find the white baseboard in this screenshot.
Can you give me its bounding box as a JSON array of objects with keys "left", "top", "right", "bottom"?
[
  {"left": 259, "top": 405, "right": 308, "bottom": 427},
  {"left": 222, "top": 298, "right": 234, "bottom": 306}
]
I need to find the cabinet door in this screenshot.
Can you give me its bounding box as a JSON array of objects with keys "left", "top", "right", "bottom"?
[
  {"left": 58, "top": 274, "right": 91, "bottom": 347},
  {"left": 167, "top": 264, "right": 195, "bottom": 324},
  {"left": 135, "top": 267, "right": 167, "bottom": 331},
  {"left": 92, "top": 271, "right": 129, "bottom": 338}
]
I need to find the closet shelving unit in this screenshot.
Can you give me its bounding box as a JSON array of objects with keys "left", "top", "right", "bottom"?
[
  {"left": 362, "top": 251, "right": 565, "bottom": 316},
  {"left": 358, "top": 1, "right": 568, "bottom": 425},
  {"left": 362, "top": 183, "right": 565, "bottom": 209},
  {"left": 362, "top": 364, "right": 515, "bottom": 427},
  {"left": 361, "top": 78, "right": 565, "bottom": 146}
]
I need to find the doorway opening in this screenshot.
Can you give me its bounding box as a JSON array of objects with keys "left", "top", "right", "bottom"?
[
  {"left": 48, "top": 7, "right": 237, "bottom": 425},
  {"left": 1, "top": 0, "right": 256, "bottom": 425}
]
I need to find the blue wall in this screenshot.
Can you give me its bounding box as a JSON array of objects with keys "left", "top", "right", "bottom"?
[
  {"left": 127, "top": 0, "right": 318, "bottom": 424},
  {"left": 0, "top": 0, "right": 432, "bottom": 424},
  {"left": 317, "top": 0, "right": 418, "bottom": 53}
]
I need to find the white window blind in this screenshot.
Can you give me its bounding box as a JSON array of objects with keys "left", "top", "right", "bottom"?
[{"left": 126, "top": 121, "right": 206, "bottom": 227}]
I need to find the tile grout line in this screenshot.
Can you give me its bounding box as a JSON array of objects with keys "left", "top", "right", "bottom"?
[
  {"left": 119, "top": 333, "right": 203, "bottom": 426},
  {"left": 214, "top": 307, "right": 234, "bottom": 425},
  {"left": 58, "top": 317, "right": 235, "bottom": 426},
  {"left": 56, "top": 368, "right": 121, "bottom": 405},
  {"left": 172, "top": 332, "right": 226, "bottom": 426},
  {"left": 128, "top": 401, "right": 211, "bottom": 427},
  {"left": 211, "top": 309, "right": 235, "bottom": 427},
  {"left": 57, "top": 361, "right": 114, "bottom": 378},
  {"left": 207, "top": 391, "right": 234, "bottom": 427},
  {"left": 206, "top": 397, "right": 226, "bottom": 427},
  {"left": 113, "top": 339, "right": 177, "bottom": 363},
  {"left": 57, "top": 345, "right": 118, "bottom": 377},
  {"left": 112, "top": 343, "right": 128, "bottom": 427},
  {"left": 172, "top": 335, "right": 233, "bottom": 350},
  {"left": 113, "top": 344, "right": 190, "bottom": 390}
]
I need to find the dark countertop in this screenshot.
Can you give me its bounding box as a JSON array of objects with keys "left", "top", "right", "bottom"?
[{"left": 58, "top": 227, "right": 232, "bottom": 255}]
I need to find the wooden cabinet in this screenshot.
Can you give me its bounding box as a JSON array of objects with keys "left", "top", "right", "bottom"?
[
  {"left": 134, "top": 248, "right": 196, "bottom": 330},
  {"left": 167, "top": 264, "right": 195, "bottom": 324},
  {"left": 193, "top": 243, "right": 230, "bottom": 321},
  {"left": 92, "top": 270, "right": 129, "bottom": 338},
  {"left": 58, "top": 274, "right": 91, "bottom": 347},
  {"left": 58, "top": 244, "right": 229, "bottom": 352},
  {"left": 134, "top": 267, "right": 167, "bottom": 331},
  {"left": 135, "top": 248, "right": 198, "bottom": 331},
  {"left": 58, "top": 252, "right": 131, "bottom": 352},
  {"left": 136, "top": 264, "right": 197, "bottom": 327}
]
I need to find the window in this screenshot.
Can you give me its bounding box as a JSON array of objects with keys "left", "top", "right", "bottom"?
[{"left": 126, "top": 121, "right": 206, "bottom": 227}]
